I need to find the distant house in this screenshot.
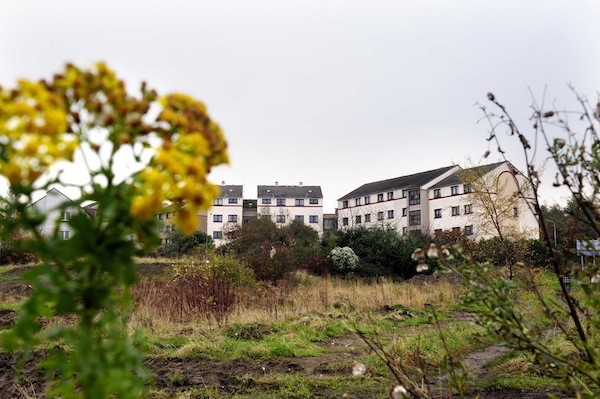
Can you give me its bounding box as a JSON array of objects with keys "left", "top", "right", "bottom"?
[
  {"left": 206, "top": 184, "right": 244, "bottom": 245},
  {"left": 30, "top": 188, "right": 86, "bottom": 239},
  {"left": 337, "top": 162, "right": 538, "bottom": 240},
  {"left": 257, "top": 183, "right": 324, "bottom": 236}
]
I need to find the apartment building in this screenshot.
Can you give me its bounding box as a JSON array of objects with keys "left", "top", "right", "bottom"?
[
  {"left": 257, "top": 183, "right": 324, "bottom": 236},
  {"left": 30, "top": 188, "right": 90, "bottom": 239},
  {"left": 337, "top": 162, "right": 538, "bottom": 240},
  {"left": 206, "top": 184, "right": 244, "bottom": 245}
]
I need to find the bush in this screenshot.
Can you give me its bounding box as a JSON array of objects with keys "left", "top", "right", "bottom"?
[{"left": 162, "top": 229, "right": 213, "bottom": 258}]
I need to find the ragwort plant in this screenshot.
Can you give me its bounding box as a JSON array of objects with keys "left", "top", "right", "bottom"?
[{"left": 0, "top": 62, "right": 228, "bottom": 398}]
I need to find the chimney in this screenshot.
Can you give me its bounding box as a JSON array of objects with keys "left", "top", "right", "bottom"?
[
  {"left": 275, "top": 181, "right": 278, "bottom": 186},
  {"left": 221, "top": 181, "right": 225, "bottom": 185},
  {"left": 299, "top": 181, "right": 303, "bottom": 187}
]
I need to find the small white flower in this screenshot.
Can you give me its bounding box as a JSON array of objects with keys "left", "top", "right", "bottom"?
[
  {"left": 352, "top": 361, "right": 366, "bottom": 376},
  {"left": 591, "top": 273, "right": 600, "bottom": 284},
  {"left": 391, "top": 385, "right": 408, "bottom": 398},
  {"left": 416, "top": 261, "right": 429, "bottom": 273},
  {"left": 426, "top": 243, "right": 439, "bottom": 258},
  {"left": 269, "top": 246, "right": 276, "bottom": 259},
  {"left": 440, "top": 245, "right": 450, "bottom": 256},
  {"left": 411, "top": 248, "right": 424, "bottom": 261}
]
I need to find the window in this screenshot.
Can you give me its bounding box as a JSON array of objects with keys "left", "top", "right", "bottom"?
[
  {"left": 377, "top": 211, "right": 384, "bottom": 221},
  {"left": 402, "top": 208, "right": 407, "bottom": 217},
  {"left": 262, "top": 198, "right": 272, "bottom": 205},
  {"left": 213, "top": 214, "right": 223, "bottom": 222},
  {"left": 387, "top": 210, "right": 394, "bottom": 219},
  {"left": 464, "top": 184, "right": 472, "bottom": 193},
  {"left": 166, "top": 212, "right": 171, "bottom": 219},
  {"left": 228, "top": 198, "right": 238, "bottom": 204},
  {"left": 295, "top": 215, "right": 304, "bottom": 221},
  {"left": 355, "top": 215, "right": 362, "bottom": 224},
  {"left": 342, "top": 200, "right": 349, "bottom": 208},
  {"left": 451, "top": 185, "right": 459, "bottom": 196},
  {"left": 409, "top": 210, "right": 421, "bottom": 226},
  {"left": 214, "top": 198, "right": 223, "bottom": 206},
  {"left": 434, "top": 209, "right": 442, "bottom": 218},
  {"left": 451, "top": 206, "right": 460, "bottom": 216},
  {"left": 434, "top": 229, "right": 442, "bottom": 236},
  {"left": 402, "top": 227, "right": 408, "bottom": 235},
  {"left": 261, "top": 214, "right": 272, "bottom": 220},
  {"left": 408, "top": 189, "right": 420, "bottom": 205},
  {"left": 166, "top": 225, "right": 173, "bottom": 232},
  {"left": 452, "top": 227, "right": 461, "bottom": 233},
  {"left": 342, "top": 217, "right": 349, "bottom": 226},
  {"left": 295, "top": 199, "right": 304, "bottom": 206},
  {"left": 464, "top": 204, "right": 472, "bottom": 214},
  {"left": 465, "top": 225, "right": 474, "bottom": 236},
  {"left": 228, "top": 214, "right": 238, "bottom": 223},
  {"left": 61, "top": 211, "right": 71, "bottom": 221},
  {"left": 276, "top": 215, "right": 286, "bottom": 223},
  {"left": 388, "top": 191, "right": 395, "bottom": 200},
  {"left": 364, "top": 214, "right": 371, "bottom": 223},
  {"left": 364, "top": 196, "right": 371, "bottom": 205},
  {"left": 277, "top": 199, "right": 286, "bottom": 206},
  {"left": 158, "top": 214, "right": 164, "bottom": 220},
  {"left": 309, "top": 198, "right": 318, "bottom": 205},
  {"left": 59, "top": 230, "right": 70, "bottom": 240},
  {"left": 309, "top": 215, "right": 318, "bottom": 223},
  {"left": 355, "top": 198, "right": 361, "bottom": 206},
  {"left": 377, "top": 193, "right": 384, "bottom": 202},
  {"left": 213, "top": 231, "right": 223, "bottom": 239},
  {"left": 433, "top": 189, "right": 441, "bottom": 199}
]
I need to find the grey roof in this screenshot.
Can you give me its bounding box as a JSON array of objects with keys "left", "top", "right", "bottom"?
[
  {"left": 258, "top": 185, "right": 323, "bottom": 198},
  {"left": 431, "top": 162, "right": 507, "bottom": 188},
  {"left": 338, "top": 165, "right": 455, "bottom": 201},
  {"left": 218, "top": 185, "right": 243, "bottom": 198}
]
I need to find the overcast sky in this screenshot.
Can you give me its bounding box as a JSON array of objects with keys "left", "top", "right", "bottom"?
[{"left": 1, "top": 0, "right": 599, "bottom": 212}]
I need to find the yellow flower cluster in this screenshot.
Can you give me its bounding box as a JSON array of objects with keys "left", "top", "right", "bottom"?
[
  {"left": 1, "top": 62, "right": 228, "bottom": 236},
  {"left": 131, "top": 94, "right": 228, "bottom": 234},
  {"left": 0, "top": 81, "right": 75, "bottom": 186}
]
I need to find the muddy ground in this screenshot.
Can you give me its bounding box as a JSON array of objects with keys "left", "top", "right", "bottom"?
[{"left": 0, "top": 264, "right": 569, "bottom": 398}]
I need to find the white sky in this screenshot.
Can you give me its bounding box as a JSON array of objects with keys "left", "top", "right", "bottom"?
[{"left": 1, "top": 0, "right": 599, "bottom": 212}]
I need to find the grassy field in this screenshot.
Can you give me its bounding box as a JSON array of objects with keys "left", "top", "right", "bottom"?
[{"left": 0, "top": 260, "right": 571, "bottom": 398}]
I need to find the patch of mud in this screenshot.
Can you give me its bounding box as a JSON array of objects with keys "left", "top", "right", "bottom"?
[
  {"left": 0, "top": 280, "right": 32, "bottom": 299},
  {"left": 0, "top": 352, "right": 46, "bottom": 399},
  {"left": 0, "top": 309, "right": 17, "bottom": 330}
]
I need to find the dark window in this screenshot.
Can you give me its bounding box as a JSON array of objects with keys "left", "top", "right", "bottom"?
[
  {"left": 387, "top": 210, "right": 394, "bottom": 219},
  {"left": 388, "top": 191, "right": 395, "bottom": 200},
  {"left": 214, "top": 198, "right": 223, "bottom": 206},
  {"left": 277, "top": 199, "right": 286, "bottom": 206},
  {"left": 261, "top": 214, "right": 272, "bottom": 220},
  {"left": 364, "top": 214, "right": 371, "bottom": 223},
  {"left": 342, "top": 200, "right": 349, "bottom": 208},
  {"left": 409, "top": 210, "right": 421, "bottom": 226},
  {"left": 213, "top": 214, "right": 223, "bottom": 222},
  {"left": 433, "top": 189, "right": 441, "bottom": 198},
  {"left": 364, "top": 196, "right": 371, "bottom": 205},
  {"left": 228, "top": 215, "right": 237, "bottom": 222},
  {"left": 402, "top": 208, "right": 407, "bottom": 217},
  {"left": 408, "top": 189, "right": 420, "bottom": 205},
  {"left": 451, "top": 185, "right": 459, "bottom": 196},
  {"left": 228, "top": 198, "right": 238, "bottom": 204},
  {"left": 295, "top": 199, "right": 304, "bottom": 206},
  {"left": 451, "top": 206, "right": 460, "bottom": 216},
  {"left": 464, "top": 184, "right": 472, "bottom": 193},
  {"left": 464, "top": 204, "right": 472, "bottom": 214},
  {"left": 309, "top": 215, "right": 318, "bottom": 223},
  {"left": 355, "top": 215, "right": 362, "bottom": 224},
  {"left": 465, "top": 225, "right": 474, "bottom": 235},
  {"left": 355, "top": 198, "right": 361, "bottom": 206},
  {"left": 434, "top": 209, "right": 442, "bottom": 218},
  {"left": 377, "top": 193, "right": 384, "bottom": 202},
  {"left": 295, "top": 215, "right": 304, "bottom": 221},
  {"left": 213, "top": 231, "right": 222, "bottom": 239},
  {"left": 262, "top": 198, "right": 272, "bottom": 204},
  {"left": 309, "top": 198, "right": 318, "bottom": 205},
  {"left": 377, "top": 211, "right": 384, "bottom": 221},
  {"left": 342, "top": 217, "right": 349, "bottom": 226},
  {"left": 276, "top": 215, "right": 286, "bottom": 223}
]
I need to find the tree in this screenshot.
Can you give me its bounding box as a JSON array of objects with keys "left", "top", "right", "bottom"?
[
  {"left": 0, "top": 62, "right": 228, "bottom": 398},
  {"left": 163, "top": 229, "right": 213, "bottom": 258}
]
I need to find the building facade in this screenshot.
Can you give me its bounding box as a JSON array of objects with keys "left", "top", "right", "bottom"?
[
  {"left": 257, "top": 183, "right": 324, "bottom": 236},
  {"left": 337, "top": 162, "right": 538, "bottom": 240},
  {"left": 30, "top": 188, "right": 89, "bottom": 239}
]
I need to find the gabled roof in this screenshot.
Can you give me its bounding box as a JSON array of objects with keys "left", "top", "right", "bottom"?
[
  {"left": 258, "top": 185, "right": 323, "bottom": 199},
  {"left": 338, "top": 165, "right": 455, "bottom": 201},
  {"left": 218, "top": 185, "right": 243, "bottom": 198},
  {"left": 431, "top": 161, "right": 507, "bottom": 188}
]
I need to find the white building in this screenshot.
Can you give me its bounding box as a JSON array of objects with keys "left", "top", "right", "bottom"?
[
  {"left": 257, "top": 183, "right": 324, "bottom": 236},
  {"left": 206, "top": 184, "right": 244, "bottom": 245},
  {"left": 337, "top": 162, "right": 539, "bottom": 240},
  {"left": 30, "top": 188, "right": 90, "bottom": 239}
]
